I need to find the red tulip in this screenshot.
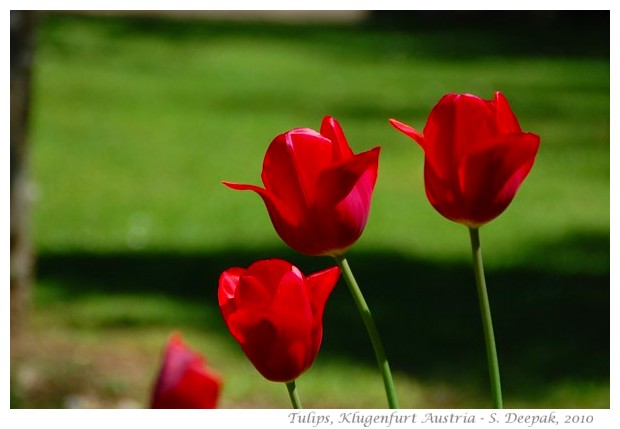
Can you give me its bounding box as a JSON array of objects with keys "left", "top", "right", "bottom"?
[
  {"left": 224, "top": 116, "right": 380, "bottom": 256},
  {"left": 150, "top": 332, "right": 221, "bottom": 409},
  {"left": 218, "top": 259, "right": 340, "bottom": 382},
  {"left": 390, "top": 92, "right": 540, "bottom": 227}
]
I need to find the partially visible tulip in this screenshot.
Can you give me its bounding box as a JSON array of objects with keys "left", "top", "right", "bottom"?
[
  {"left": 150, "top": 332, "right": 221, "bottom": 409},
  {"left": 218, "top": 259, "right": 340, "bottom": 382},
  {"left": 390, "top": 92, "right": 540, "bottom": 227},
  {"left": 224, "top": 116, "right": 380, "bottom": 256}
]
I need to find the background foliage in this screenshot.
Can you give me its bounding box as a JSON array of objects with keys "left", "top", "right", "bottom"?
[{"left": 11, "top": 11, "right": 610, "bottom": 408}]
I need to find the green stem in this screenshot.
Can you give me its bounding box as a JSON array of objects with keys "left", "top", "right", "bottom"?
[
  {"left": 334, "top": 254, "right": 400, "bottom": 409},
  {"left": 469, "top": 227, "right": 503, "bottom": 409},
  {"left": 286, "top": 380, "right": 303, "bottom": 409}
]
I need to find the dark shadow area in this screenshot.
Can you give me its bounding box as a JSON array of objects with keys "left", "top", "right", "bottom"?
[
  {"left": 368, "top": 10, "right": 609, "bottom": 58},
  {"left": 40, "top": 10, "right": 609, "bottom": 60},
  {"left": 34, "top": 231, "right": 609, "bottom": 401}
]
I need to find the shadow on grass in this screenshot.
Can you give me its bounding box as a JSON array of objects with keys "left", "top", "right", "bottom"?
[
  {"left": 34, "top": 231, "right": 609, "bottom": 401},
  {"left": 42, "top": 11, "right": 609, "bottom": 60}
]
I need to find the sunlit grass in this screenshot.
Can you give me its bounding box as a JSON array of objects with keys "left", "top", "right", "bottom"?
[{"left": 31, "top": 15, "right": 609, "bottom": 261}]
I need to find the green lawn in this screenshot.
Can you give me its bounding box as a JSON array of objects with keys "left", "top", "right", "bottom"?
[{"left": 12, "top": 12, "right": 610, "bottom": 409}]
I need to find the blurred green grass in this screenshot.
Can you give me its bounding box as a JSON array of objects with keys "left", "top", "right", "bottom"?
[{"left": 12, "top": 12, "right": 609, "bottom": 408}]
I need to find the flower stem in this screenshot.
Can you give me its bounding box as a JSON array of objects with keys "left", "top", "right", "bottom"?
[
  {"left": 468, "top": 227, "right": 503, "bottom": 409},
  {"left": 334, "top": 254, "right": 399, "bottom": 409},
  {"left": 286, "top": 380, "right": 303, "bottom": 409}
]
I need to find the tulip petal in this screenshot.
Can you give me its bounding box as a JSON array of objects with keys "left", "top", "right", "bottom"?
[
  {"left": 299, "top": 147, "right": 379, "bottom": 255},
  {"left": 320, "top": 116, "right": 354, "bottom": 161},
  {"left": 305, "top": 266, "right": 340, "bottom": 369},
  {"left": 224, "top": 181, "right": 317, "bottom": 255},
  {"left": 306, "top": 266, "right": 340, "bottom": 323},
  {"left": 315, "top": 147, "right": 381, "bottom": 208},
  {"left": 495, "top": 133, "right": 540, "bottom": 201},
  {"left": 271, "top": 271, "right": 312, "bottom": 322},
  {"left": 389, "top": 118, "right": 425, "bottom": 148},
  {"left": 334, "top": 148, "right": 380, "bottom": 227},
  {"left": 163, "top": 363, "right": 221, "bottom": 409},
  {"left": 223, "top": 181, "right": 299, "bottom": 230},
  {"left": 459, "top": 132, "right": 540, "bottom": 225},
  {"left": 245, "top": 259, "right": 296, "bottom": 296},
  {"left": 423, "top": 93, "right": 497, "bottom": 179},
  {"left": 231, "top": 311, "right": 307, "bottom": 382},
  {"left": 151, "top": 333, "right": 221, "bottom": 409},
  {"left": 271, "top": 270, "right": 313, "bottom": 340},
  {"left": 218, "top": 267, "right": 244, "bottom": 319},
  {"left": 226, "top": 308, "right": 272, "bottom": 345},
  {"left": 269, "top": 270, "right": 315, "bottom": 381},
  {"left": 422, "top": 160, "right": 465, "bottom": 225},
  {"left": 262, "top": 130, "right": 333, "bottom": 212},
  {"left": 391, "top": 118, "right": 452, "bottom": 201},
  {"left": 154, "top": 333, "right": 195, "bottom": 394},
  {"left": 493, "top": 91, "right": 522, "bottom": 134},
  {"left": 235, "top": 275, "right": 274, "bottom": 310}
]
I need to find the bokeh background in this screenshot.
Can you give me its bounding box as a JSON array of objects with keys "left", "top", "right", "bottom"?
[{"left": 10, "top": 10, "right": 610, "bottom": 408}]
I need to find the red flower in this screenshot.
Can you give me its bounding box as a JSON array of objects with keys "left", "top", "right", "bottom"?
[
  {"left": 390, "top": 92, "right": 540, "bottom": 227},
  {"left": 218, "top": 259, "right": 340, "bottom": 382},
  {"left": 224, "top": 116, "right": 380, "bottom": 256},
  {"left": 150, "top": 332, "right": 222, "bottom": 409}
]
